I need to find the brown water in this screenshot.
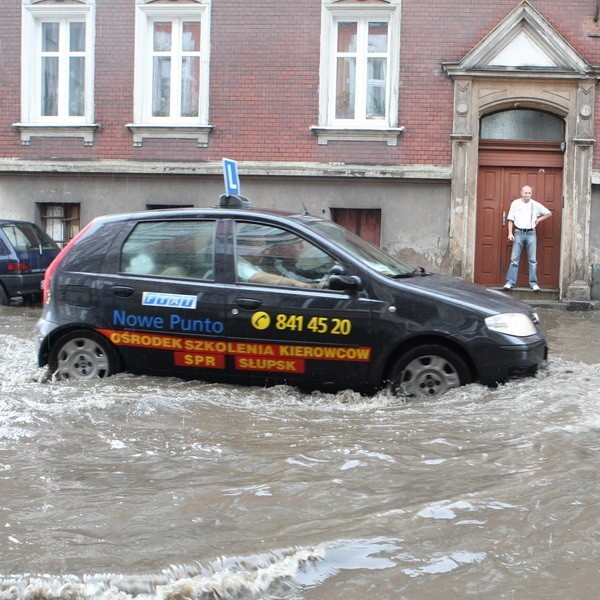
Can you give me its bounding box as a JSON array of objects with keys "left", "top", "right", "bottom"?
[{"left": 1, "top": 306, "right": 599, "bottom": 599}]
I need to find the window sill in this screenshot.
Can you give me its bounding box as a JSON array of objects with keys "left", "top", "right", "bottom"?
[
  {"left": 13, "top": 123, "right": 99, "bottom": 146},
  {"left": 310, "top": 125, "right": 405, "bottom": 146},
  {"left": 126, "top": 124, "right": 214, "bottom": 148}
]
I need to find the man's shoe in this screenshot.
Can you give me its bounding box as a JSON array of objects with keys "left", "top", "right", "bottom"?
[
  {"left": 531, "top": 284, "right": 540, "bottom": 291},
  {"left": 503, "top": 282, "right": 513, "bottom": 290}
]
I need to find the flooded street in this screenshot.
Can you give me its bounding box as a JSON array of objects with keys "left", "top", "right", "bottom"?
[{"left": 1, "top": 305, "right": 599, "bottom": 599}]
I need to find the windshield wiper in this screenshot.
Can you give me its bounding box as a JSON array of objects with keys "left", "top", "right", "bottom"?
[{"left": 391, "top": 267, "right": 431, "bottom": 278}]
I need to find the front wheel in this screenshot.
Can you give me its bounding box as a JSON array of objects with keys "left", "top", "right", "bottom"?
[
  {"left": 389, "top": 344, "right": 471, "bottom": 399},
  {"left": 49, "top": 330, "right": 119, "bottom": 380}
]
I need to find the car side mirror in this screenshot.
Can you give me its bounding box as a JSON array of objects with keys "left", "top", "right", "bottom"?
[{"left": 327, "top": 273, "right": 362, "bottom": 291}]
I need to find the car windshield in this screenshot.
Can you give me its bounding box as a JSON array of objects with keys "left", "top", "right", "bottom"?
[{"left": 296, "top": 216, "right": 417, "bottom": 278}]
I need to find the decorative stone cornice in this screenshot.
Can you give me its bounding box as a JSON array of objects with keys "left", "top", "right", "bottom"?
[
  {"left": 0, "top": 158, "right": 452, "bottom": 180},
  {"left": 13, "top": 123, "right": 99, "bottom": 146},
  {"left": 443, "top": 0, "right": 600, "bottom": 80},
  {"left": 125, "top": 124, "right": 214, "bottom": 148},
  {"left": 310, "top": 126, "right": 405, "bottom": 146}
]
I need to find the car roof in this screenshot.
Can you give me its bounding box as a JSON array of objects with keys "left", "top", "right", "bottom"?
[
  {"left": 92, "top": 205, "right": 319, "bottom": 229},
  {"left": 0, "top": 219, "right": 40, "bottom": 225}
]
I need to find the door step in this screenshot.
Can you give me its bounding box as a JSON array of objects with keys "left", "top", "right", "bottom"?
[{"left": 492, "top": 286, "right": 560, "bottom": 304}]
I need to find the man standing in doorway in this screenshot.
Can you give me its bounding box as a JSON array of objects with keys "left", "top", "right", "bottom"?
[{"left": 503, "top": 185, "right": 552, "bottom": 292}]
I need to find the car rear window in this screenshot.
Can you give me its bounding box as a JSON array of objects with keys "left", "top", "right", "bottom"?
[
  {"left": 121, "top": 220, "right": 217, "bottom": 280},
  {"left": 0, "top": 223, "right": 58, "bottom": 251},
  {"left": 59, "top": 221, "right": 125, "bottom": 273}
]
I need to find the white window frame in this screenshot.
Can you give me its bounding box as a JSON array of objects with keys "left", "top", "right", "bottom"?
[
  {"left": 129, "top": 0, "right": 212, "bottom": 148},
  {"left": 17, "top": 0, "right": 97, "bottom": 146},
  {"left": 312, "top": 0, "right": 403, "bottom": 146}
]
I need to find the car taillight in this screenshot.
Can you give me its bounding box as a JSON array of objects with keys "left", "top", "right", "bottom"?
[
  {"left": 7, "top": 262, "right": 30, "bottom": 273},
  {"left": 42, "top": 221, "right": 95, "bottom": 305}
]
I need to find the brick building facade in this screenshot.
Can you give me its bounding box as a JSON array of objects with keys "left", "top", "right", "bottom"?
[{"left": 2, "top": 0, "right": 600, "bottom": 300}]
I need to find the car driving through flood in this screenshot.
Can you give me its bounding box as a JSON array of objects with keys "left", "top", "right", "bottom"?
[{"left": 34, "top": 196, "right": 547, "bottom": 398}]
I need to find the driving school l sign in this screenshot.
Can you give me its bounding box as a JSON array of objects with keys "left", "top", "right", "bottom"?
[{"left": 223, "top": 158, "right": 240, "bottom": 197}]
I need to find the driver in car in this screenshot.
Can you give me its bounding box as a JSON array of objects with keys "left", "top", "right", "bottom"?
[{"left": 236, "top": 236, "right": 315, "bottom": 288}]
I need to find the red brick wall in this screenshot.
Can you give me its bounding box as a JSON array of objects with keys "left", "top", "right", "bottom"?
[
  {"left": 1, "top": 0, "right": 600, "bottom": 167},
  {"left": 0, "top": 1, "right": 22, "bottom": 156}
]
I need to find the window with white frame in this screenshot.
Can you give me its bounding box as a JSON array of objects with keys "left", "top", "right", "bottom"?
[
  {"left": 18, "top": 1, "right": 96, "bottom": 145},
  {"left": 313, "top": 0, "right": 402, "bottom": 146},
  {"left": 129, "top": 1, "right": 212, "bottom": 147}
]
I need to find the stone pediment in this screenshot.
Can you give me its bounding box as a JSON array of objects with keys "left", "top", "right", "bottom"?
[{"left": 443, "top": 1, "right": 595, "bottom": 78}]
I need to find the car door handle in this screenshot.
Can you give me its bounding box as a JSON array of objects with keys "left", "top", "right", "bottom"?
[
  {"left": 236, "top": 297, "right": 262, "bottom": 310},
  {"left": 112, "top": 285, "right": 135, "bottom": 298}
]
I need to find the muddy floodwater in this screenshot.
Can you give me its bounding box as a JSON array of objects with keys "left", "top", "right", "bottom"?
[{"left": 1, "top": 305, "right": 599, "bottom": 599}]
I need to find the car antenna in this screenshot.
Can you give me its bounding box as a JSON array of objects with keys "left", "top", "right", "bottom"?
[{"left": 301, "top": 201, "right": 310, "bottom": 216}]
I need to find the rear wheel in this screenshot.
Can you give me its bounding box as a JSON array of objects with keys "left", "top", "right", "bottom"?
[
  {"left": 389, "top": 344, "right": 471, "bottom": 399},
  {"left": 49, "top": 330, "right": 119, "bottom": 380},
  {"left": 0, "top": 285, "right": 9, "bottom": 306}
]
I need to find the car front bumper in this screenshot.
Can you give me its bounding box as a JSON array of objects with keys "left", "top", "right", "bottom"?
[{"left": 476, "top": 337, "right": 548, "bottom": 386}]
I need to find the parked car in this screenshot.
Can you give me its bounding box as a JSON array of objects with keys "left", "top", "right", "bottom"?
[
  {"left": 34, "top": 196, "right": 547, "bottom": 398},
  {"left": 0, "top": 219, "right": 60, "bottom": 305}
]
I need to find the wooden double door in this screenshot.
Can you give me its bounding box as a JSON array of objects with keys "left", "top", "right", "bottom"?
[{"left": 475, "top": 142, "right": 563, "bottom": 288}]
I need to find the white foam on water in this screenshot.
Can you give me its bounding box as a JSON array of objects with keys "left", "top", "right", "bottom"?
[{"left": 0, "top": 546, "right": 327, "bottom": 600}]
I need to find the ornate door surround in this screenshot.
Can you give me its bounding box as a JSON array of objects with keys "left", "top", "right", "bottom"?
[{"left": 443, "top": 1, "right": 600, "bottom": 300}]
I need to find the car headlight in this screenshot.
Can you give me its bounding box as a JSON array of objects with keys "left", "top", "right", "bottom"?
[{"left": 484, "top": 312, "right": 537, "bottom": 337}]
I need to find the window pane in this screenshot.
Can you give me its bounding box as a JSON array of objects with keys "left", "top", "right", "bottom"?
[
  {"left": 337, "top": 22, "right": 357, "bottom": 53},
  {"left": 1, "top": 225, "right": 32, "bottom": 251},
  {"left": 69, "top": 57, "right": 85, "bottom": 116},
  {"left": 367, "top": 57, "right": 386, "bottom": 119},
  {"left": 368, "top": 22, "right": 387, "bottom": 53},
  {"left": 40, "top": 203, "right": 80, "bottom": 245},
  {"left": 122, "top": 221, "right": 216, "bottom": 279},
  {"left": 181, "top": 56, "right": 199, "bottom": 117},
  {"left": 182, "top": 21, "right": 201, "bottom": 52},
  {"left": 336, "top": 57, "right": 355, "bottom": 119},
  {"left": 234, "top": 223, "right": 331, "bottom": 286},
  {"left": 70, "top": 22, "right": 86, "bottom": 52},
  {"left": 153, "top": 22, "right": 172, "bottom": 52},
  {"left": 41, "top": 57, "right": 58, "bottom": 116},
  {"left": 480, "top": 109, "right": 564, "bottom": 141},
  {"left": 42, "top": 22, "right": 59, "bottom": 52},
  {"left": 152, "top": 57, "right": 171, "bottom": 116}
]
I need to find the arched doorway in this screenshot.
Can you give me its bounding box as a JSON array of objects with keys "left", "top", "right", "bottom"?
[
  {"left": 474, "top": 109, "right": 564, "bottom": 289},
  {"left": 443, "top": 1, "right": 599, "bottom": 300}
]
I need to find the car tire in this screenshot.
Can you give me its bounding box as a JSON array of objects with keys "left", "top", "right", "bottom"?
[
  {"left": 389, "top": 344, "right": 471, "bottom": 399},
  {"left": 0, "top": 285, "right": 10, "bottom": 306},
  {"left": 49, "top": 330, "right": 120, "bottom": 380}
]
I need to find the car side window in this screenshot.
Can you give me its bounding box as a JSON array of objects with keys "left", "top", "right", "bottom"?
[
  {"left": 234, "top": 222, "right": 335, "bottom": 288},
  {"left": 121, "top": 220, "right": 216, "bottom": 280}
]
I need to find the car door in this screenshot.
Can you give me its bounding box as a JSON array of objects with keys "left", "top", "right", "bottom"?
[
  {"left": 223, "top": 218, "right": 374, "bottom": 390},
  {"left": 95, "top": 217, "right": 229, "bottom": 378}
]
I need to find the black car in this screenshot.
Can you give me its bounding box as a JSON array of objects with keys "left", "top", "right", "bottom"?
[
  {"left": 35, "top": 196, "right": 547, "bottom": 398},
  {"left": 0, "top": 219, "right": 60, "bottom": 305}
]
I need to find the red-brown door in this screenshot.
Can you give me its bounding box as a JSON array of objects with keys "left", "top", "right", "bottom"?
[
  {"left": 331, "top": 208, "right": 382, "bottom": 246},
  {"left": 475, "top": 142, "right": 562, "bottom": 288}
]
